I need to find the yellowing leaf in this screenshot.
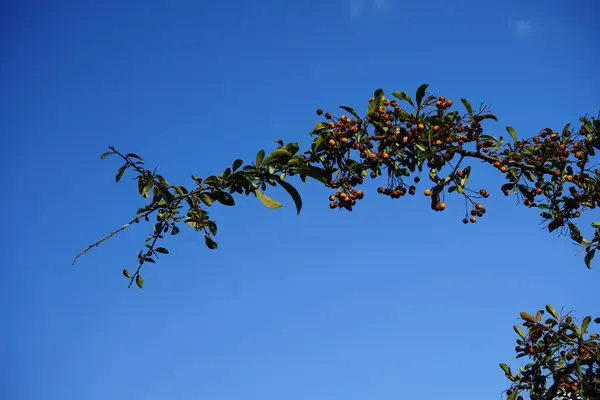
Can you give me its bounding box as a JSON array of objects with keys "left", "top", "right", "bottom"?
[
  {"left": 520, "top": 312, "right": 536, "bottom": 323},
  {"left": 256, "top": 190, "right": 282, "bottom": 209}
]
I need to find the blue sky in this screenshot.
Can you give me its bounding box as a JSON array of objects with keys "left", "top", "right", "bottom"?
[{"left": 2, "top": 0, "right": 599, "bottom": 399}]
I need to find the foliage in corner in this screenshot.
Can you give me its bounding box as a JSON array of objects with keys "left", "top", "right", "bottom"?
[{"left": 501, "top": 306, "right": 599, "bottom": 400}]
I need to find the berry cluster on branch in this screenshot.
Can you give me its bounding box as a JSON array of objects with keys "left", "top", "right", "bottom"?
[{"left": 74, "top": 84, "right": 600, "bottom": 288}]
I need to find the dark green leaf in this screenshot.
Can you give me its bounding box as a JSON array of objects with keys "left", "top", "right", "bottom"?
[
  {"left": 460, "top": 98, "right": 473, "bottom": 118},
  {"left": 122, "top": 269, "right": 131, "bottom": 278},
  {"left": 232, "top": 159, "right": 243, "bottom": 171},
  {"left": 415, "top": 83, "right": 429, "bottom": 108},
  {"left": 339, "top": 105, "right": 360, "bottom": 119},
  {"left": 263, "top": 148, "right": 292, "bottom": 166},
  {"left": 548, "top": 218, "right": 564, "bottom": 233},
  {"left": 115, "top": 166, "right": 126, "bottom": 183},
  {"left": 212, "top": 190, "right": 235, "bottom": 206},
  {"left": 203, "top": 176, "right": 219, "bottom": 187},
  {"left": 479, "top": 114, "right": 498, "bottom": 121},
  {"left": 158, "top": 187, "right": 173, "bottom": 203},
  {"left": 592, "top": 222, "right": 600, "bottom": 229},
  {"left": 126, "top": 153, "right": 142, "bottom": 160},
  {"left": 274, "top": 176, "right": 302, "bottom": 215},
  {"left": 585, "top": 248, "right": 595, "bottom": 269},
  {"left": 205, "top": 235, "right": 218, "bottom": 250},
  {"left": 155, "top": 247, "right": 169, "bottom": 254},
  {"left": 506, "top": 126, "right": 518, "bottom": 143},
  {"left": 293, "top": 166, "right": 330, "bottom": 184},
  {"left": 136, "top": 275, "right": 144, "bottom": 288},
  {"left": 100, "top": 151, "right": 112, "bottom": 160},
  {"left": 391, "top": 91, "right": 414, "bottom": 106}
]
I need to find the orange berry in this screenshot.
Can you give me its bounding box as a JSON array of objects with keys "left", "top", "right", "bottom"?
[
  {"left": 417, "top": 123, "right": 425, "bottom": 130},
  {"left": 424, "top": 189, "right": 432, "bottom": 196}
]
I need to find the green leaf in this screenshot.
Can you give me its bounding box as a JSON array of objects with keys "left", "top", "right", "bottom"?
[
  {"left": 429, "top": 168, "right": 440, "bottom": 183},
  {"left": 293, "top": 166, "right": 330, "bottom": 184},
  {"left": 155, "top": 247, "right": 169, "bottom": 254},
  {"left": 212, "top": 190, "right": 235, "bottom": 206},
  {"left": 288, "top": 154, "right": 305, "bottom": 167},
  {"left": 142, "top": 179, "right": 153, "bottom": 198},
  {"left": 592, "top": 222, "right": 600, "bottom": 229},
  {"left": 585, "top": 248, "right": 595, "bottom": 269},
  {"left": 274, "top": 176, "right": 302, "bottom": 215},
  {"left": 513, "top": 325, "right": 526, "bottom": 339},
  {"left": 548, "top": 218, "right": 564, "bottom": 233},
  {"left": 391, "top": 91, "right": 414, "bottom": 106},
  {"left": 256, "top": 150, "right": 265, "bottom": 167},
  {"left": 205, "top": 235, "right": 218, "bottom": 250},
  {"left": 460, "top": 98, "right": 473, "bottom": 118},
  {"left": 507, "top": 391, "right": 517, "bottom": 400},
  {"left": 158, "top": 187, "right": 174, "bottom": 203},
  {"left": 499, "top": 363, "right": 513, "bottom": 379},
  {"left": 520, "top": 312, "right": 536, "bottom": 323},
  {"left": 415, "top": 83, "right": 429, "bottom": 108},
  {"left": 339, "top": 105, "right": 360, "bottom": 119},
  {"left": 199, "top": 193, "right": 214, "bottom": 207},
  {"left": 126, "top": 153, "right": 142, "bottom": 160},
  {"left": 122, "top": 269, "right": 132, "bottom": 278},
  {"left": 100, "top": 151, "right": 112, "bottom": 160},
  {"left": 136, "top": 274, "right": 144, "bottom": 289},
  {"left": 255, "top": 190, "right": 283, "bottom": 209},
  {"left": 545, "top": 304, "right": 559, "bottom": 320},
  {"left": 232, "top": 159, "right": 243, "bottom": 171},
  {"left": 479, "top": 114, "right": 498, "bottom": 122},
  {"left": 582, "top": 316, "right": 591, "bottom": 334},
  {"left": 263, "top": 148, "right": 292, "bottom": 166},
  {"left": 115, "top": 165, "right": 126, "bottom": 183},
  {"left": 506, "top": 126, "right": 518, "bottom": 143}
]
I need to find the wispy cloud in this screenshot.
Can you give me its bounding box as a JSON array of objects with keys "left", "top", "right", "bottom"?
[
  {"left": 509, "top": 19, "right": 533, "bottom": 37},
  {"left": 350, "top": 0, "right": 388, "bottom": 18},
  {"left": 350, "top": 0, "right": 364, "bottom": 18}
]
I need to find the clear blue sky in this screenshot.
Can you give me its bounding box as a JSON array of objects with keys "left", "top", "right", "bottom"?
[{"left": 2, "top": 1, "right": 599, "bottom": 399}]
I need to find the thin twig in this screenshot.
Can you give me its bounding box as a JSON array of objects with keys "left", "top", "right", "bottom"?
[{"left": 72, "top": 211, "right": 155, "bottom": 265}]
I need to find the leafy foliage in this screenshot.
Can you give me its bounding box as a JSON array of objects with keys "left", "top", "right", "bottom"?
[
  {"left": 75, "top": 84, "right": 600, "bottom": 398},
  {"left": 501, "top": 306, "right": 599, "bottom": 399},
  {"left": 76, "top": 84, "right": 600, "bottom": 288}
]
